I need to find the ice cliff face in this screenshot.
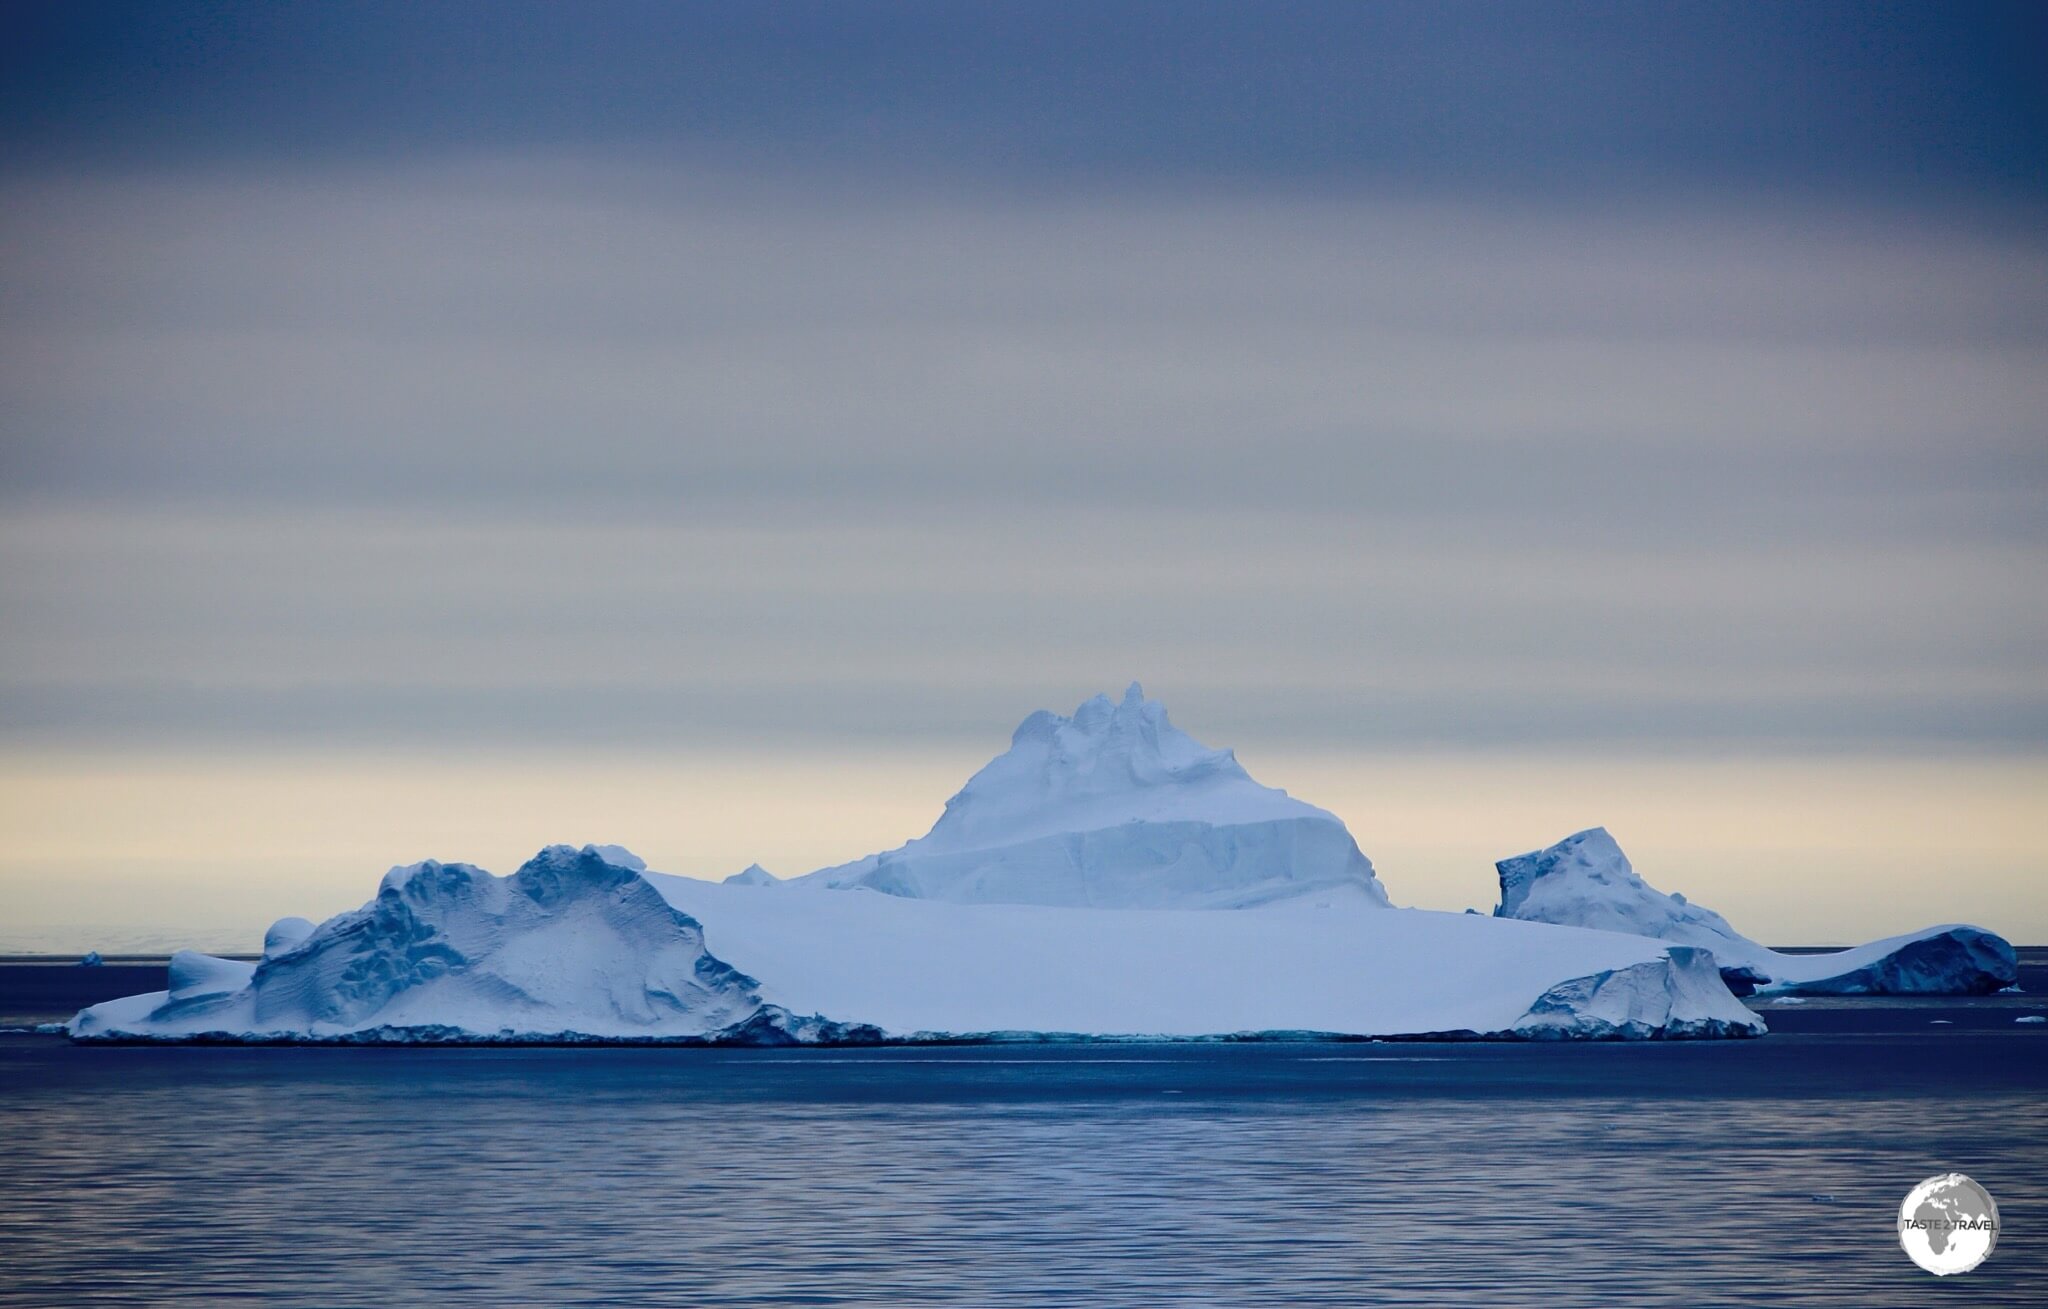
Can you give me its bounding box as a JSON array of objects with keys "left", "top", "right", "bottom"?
[
  {"left": 799, "top": 683, "right": 1389, "bottom": 909},
  {"left": 71, "top": 845, "right": 872, "bottom": 1044},
  {"left": 1495, "top": 827, "right": 2017, "bottom": 995}
]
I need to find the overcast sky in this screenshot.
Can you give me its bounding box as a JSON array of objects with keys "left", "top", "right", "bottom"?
[{"left": 1, "top": 4, "right": 2043, "bottom": 942}]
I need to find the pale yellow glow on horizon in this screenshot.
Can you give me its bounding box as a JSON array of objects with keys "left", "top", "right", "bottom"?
[{"left": 1, "top": 746, "right": 2042, "bottom": 952}]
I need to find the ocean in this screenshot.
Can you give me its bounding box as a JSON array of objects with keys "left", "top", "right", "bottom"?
[{"left": 2, "top": 953, "right": 2043, "bottom": 1307}]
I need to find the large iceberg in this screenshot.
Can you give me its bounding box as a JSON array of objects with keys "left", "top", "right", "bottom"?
[
  {"left": 795, "top": 683, "right": 1389, "bottom": 909},
  {"left": 68, "top": 692, "right": 1772, "bottom": 1044},
  {"left": 1494, "top": 827, "right": 2017, "bottom": 995},
  {"left": 73, "top": 843, "right": 1762, "bottom": 1043}
]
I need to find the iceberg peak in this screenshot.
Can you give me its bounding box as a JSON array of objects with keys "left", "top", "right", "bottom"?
[
  {"left": 797, "top": 686, "right": 1388, "bottom": 909},
  {"left": 1495, "top": 827, "right": 1763, "bottom": 964},
  {"left": 942, "top": 685, "right": 1255, "bottom": 841},
  {"left": 724, "top": 863, "right": 782, "bottom": 887},
  {"left": 1495, "top": 827, "right": 1659, "bottom": 921}
]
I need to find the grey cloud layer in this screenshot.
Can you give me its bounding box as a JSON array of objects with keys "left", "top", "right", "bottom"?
[{"left": 1, "top": 165, "right": 2043, "bottom": 748}]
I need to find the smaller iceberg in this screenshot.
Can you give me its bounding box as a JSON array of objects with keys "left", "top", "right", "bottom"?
[{"left": 1494, "top": 827, "right": 2017, "bottom": 995}]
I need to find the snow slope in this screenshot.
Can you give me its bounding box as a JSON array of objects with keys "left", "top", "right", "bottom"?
[
  {"left": 71, "top": 845, "right": 866, "bottom": 1044},
  {"left": 796, "top": 683, "right": 1389, "bottom": 909},
  {"left": 1494, "top": 827, "right": 2017, "bottom": 995}
]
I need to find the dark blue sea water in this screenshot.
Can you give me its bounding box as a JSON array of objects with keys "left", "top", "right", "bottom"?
[{"left": 3, "top": 956, "right": 2045, "bottom": 1308}]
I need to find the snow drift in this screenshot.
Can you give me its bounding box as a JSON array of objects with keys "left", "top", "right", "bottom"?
[
  {"left": 796, "top": 683, "right": 1389, "bottom": 909},
  {"left": 1493, "top": 827, "right": 2017, "bottom": 995}
]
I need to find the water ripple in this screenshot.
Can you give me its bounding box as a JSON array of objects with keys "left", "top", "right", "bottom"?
[{"left": 1, "top": 1038, "right": 2042, "bottom": 1307}]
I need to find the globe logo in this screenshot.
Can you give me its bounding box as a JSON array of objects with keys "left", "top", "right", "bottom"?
[{"left": 1898, "top": 1173, "right": 1999, "bottom": 1275}]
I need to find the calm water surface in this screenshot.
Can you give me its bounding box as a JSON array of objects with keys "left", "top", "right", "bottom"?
[{"left": 3, "top": 958, "right": 2045, "bottom": 1308}]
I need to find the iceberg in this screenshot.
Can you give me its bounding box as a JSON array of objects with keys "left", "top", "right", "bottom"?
[
  {"left": 795, "top": 683, "right": 1389, "bottom": 910},
  {"left": 67, "top": 693, "right": 1770, "bottom": 1044},
  {"left": 72, "top": 844, "right": 1763, "bottom": 1043},
  {"left": 1494, "top": 827, "right": 2017, "bottom": 995}
]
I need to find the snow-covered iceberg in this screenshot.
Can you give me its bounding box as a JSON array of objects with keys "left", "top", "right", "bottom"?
[
  {"left": 68, "top": 693, "right": 1774, "bottom": 1044},
  {"left": 795, "top": 683, "right": 1389, "bottom": 910},
  {"left": 71, "top": 842, "right": 1763, "bottom": 1042},
  {"left": 1493, "top": 827, "right": 2017, "bottom": 995},
  {"left": 72, "top": 845, "right": 873, "bottom": 1044}
]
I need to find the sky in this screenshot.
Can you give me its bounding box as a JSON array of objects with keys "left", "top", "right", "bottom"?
[{"left": 1, "top": 2, "right": 2044, "bottom": 947}]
